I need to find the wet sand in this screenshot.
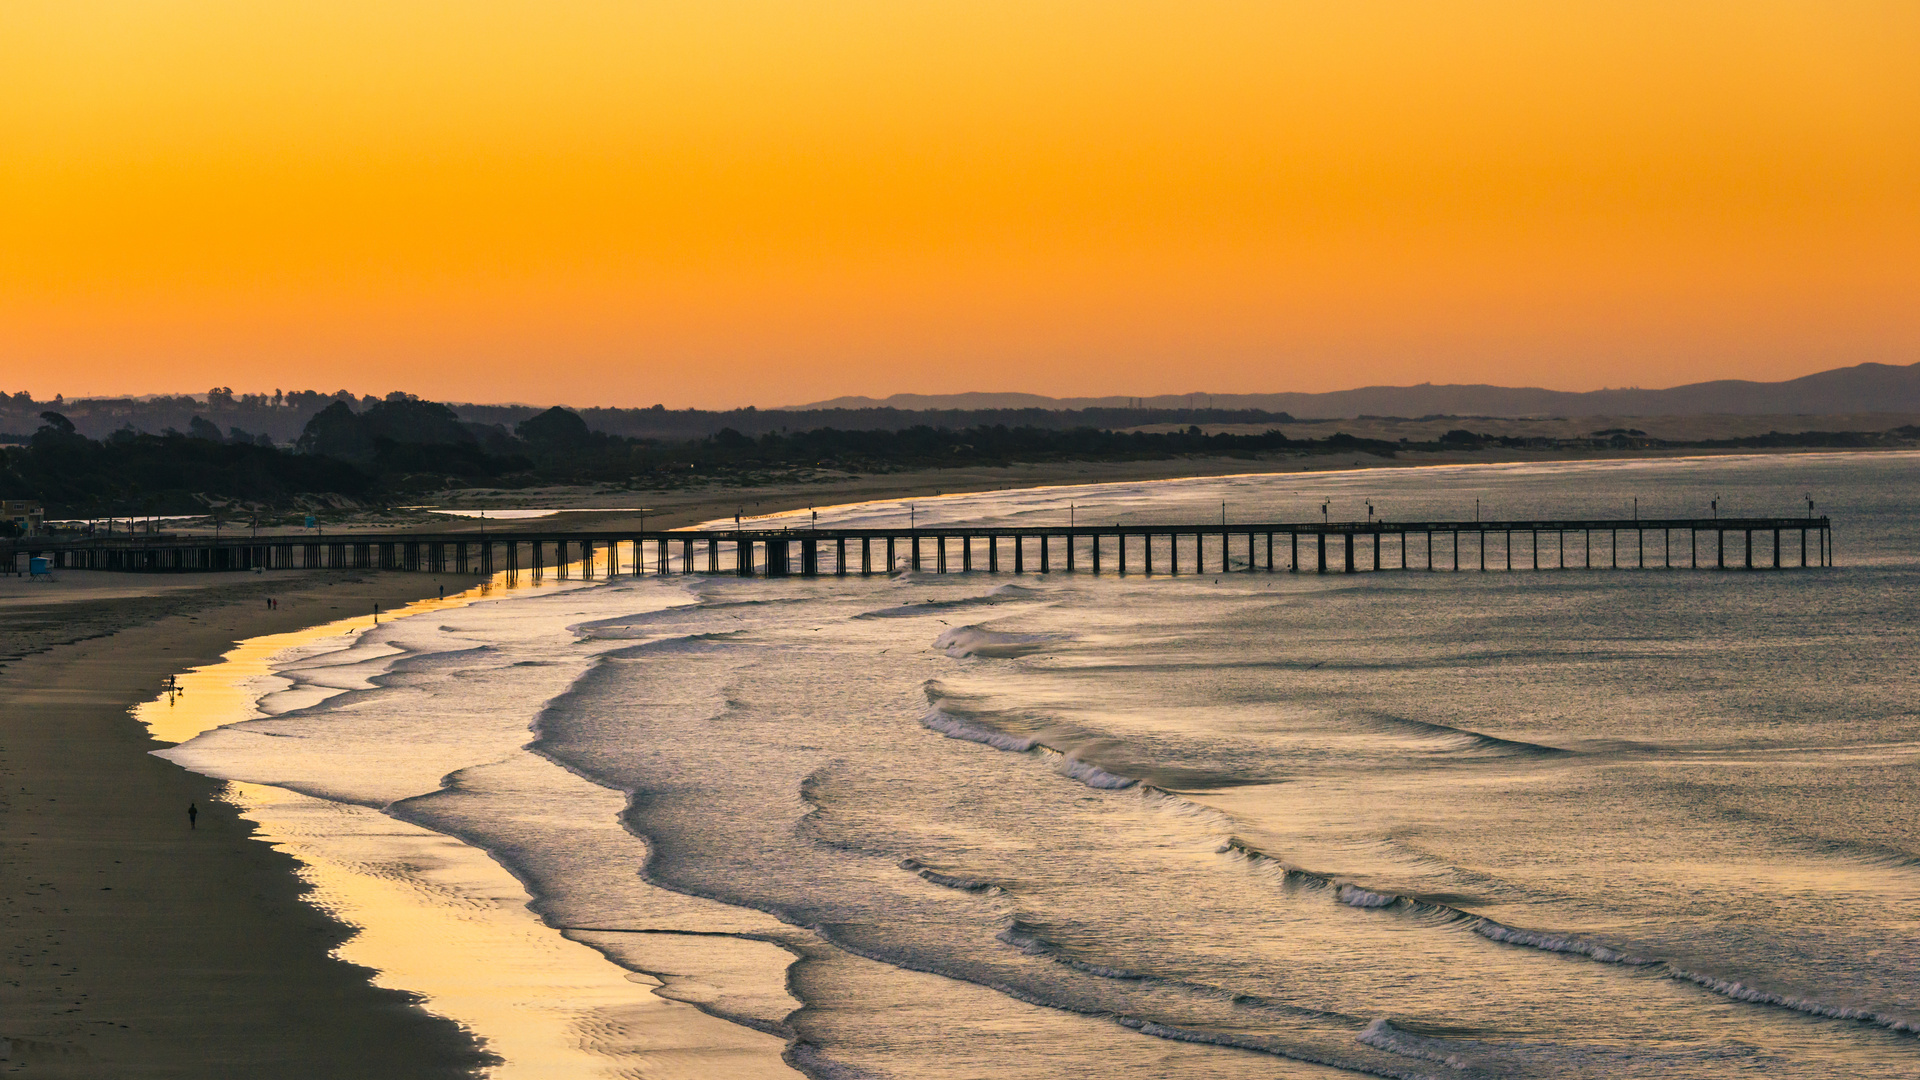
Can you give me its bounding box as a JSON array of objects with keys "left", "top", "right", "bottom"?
[{"left": 0, "top": 570, "right": 490, "bottom": 1077}]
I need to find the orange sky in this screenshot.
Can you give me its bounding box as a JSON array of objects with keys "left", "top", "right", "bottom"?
[{"left": 3, "top": 1, "right": 1916, "bottom": 407}]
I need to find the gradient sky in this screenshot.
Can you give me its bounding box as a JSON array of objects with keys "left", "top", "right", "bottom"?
[{"left": 4, "top": 2, "right": 1916, "bottom": 407}]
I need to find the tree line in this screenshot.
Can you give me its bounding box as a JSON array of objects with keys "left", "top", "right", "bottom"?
[{"left": 3, "top": 395, "right": 1914, "bottom": 519}]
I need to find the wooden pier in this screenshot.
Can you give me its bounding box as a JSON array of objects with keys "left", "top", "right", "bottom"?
[{"left": 5, "top": 517, "right": 1833, "bottom": 579}]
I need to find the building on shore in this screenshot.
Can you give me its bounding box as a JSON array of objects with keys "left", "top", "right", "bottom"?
[{"left": 2, "top": 500, "right": 45, "bottom": 536}]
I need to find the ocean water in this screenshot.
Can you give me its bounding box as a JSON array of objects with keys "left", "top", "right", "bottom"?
[{"left": 161, "top": 452, "right": 1920, "bottom": 1079}]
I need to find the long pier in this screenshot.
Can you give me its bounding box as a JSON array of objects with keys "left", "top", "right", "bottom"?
[{"left": 5, "top": 518, "right": 1832, "bottom": 578}]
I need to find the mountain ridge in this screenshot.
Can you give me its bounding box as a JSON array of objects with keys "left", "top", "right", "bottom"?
[{"left": 783, "top": 361, "right": 1920, "bottom": 418}]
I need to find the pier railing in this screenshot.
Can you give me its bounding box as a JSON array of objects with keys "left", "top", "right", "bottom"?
[{"left": 4, "top": 517, "right": 1833, "bottom": 578}]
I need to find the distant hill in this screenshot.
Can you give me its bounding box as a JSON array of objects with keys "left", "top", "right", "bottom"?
[
  {"left": 786, "top": 361, "right": 1920, "bottom": 419},
  {"left": 8, "top": 360, "right": 1915, "bottom": 451}
]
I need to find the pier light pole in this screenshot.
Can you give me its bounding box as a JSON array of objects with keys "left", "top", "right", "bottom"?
[{"left": 1321, "top": 500, "right": 1329, "bottom": 524}]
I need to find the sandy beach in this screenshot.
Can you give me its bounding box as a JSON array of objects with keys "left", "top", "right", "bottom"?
[{"left": 0, "top": 570, "right": 488, "bottom": 1077}]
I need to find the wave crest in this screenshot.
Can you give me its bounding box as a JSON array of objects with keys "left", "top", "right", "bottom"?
[{"left": 934, "top": 625, "right": 1060, "bottom": 659}]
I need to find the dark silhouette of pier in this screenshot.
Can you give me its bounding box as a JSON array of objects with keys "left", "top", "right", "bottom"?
[{"left": 6, "top": 517, "right": 1833, "bottom": 579}]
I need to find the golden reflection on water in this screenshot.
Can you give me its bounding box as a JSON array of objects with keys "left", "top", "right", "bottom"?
[
  {"left": 134, "top": 581, "right": 498, "bottom": 743},
  {"left": 134, "top": 567, "right": 794, "bottom": 1079},
  {"left": 221, "top": 781, "right": 784, "bottom": 1079}
]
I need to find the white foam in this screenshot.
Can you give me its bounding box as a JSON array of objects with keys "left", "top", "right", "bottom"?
[
  {"left": 933, "top": 625, "right": 1055, "bottom": 659},
  {"left": 1336, "top": 884, "right": 1399, "bottom": 909},
  {"left": 1470, "top": 920, "right": 1652, "bottom": 965},
  {"left": 1056, "top": 756, "right": 1139, "bottom": 790},
  {"left": 919, "top": 706, "right": 1038, "bottom": 752},
  {"left": 1669, "top": 969, "right": 1920, "bottom": 1034},
  {"left": 1356, "top": 1018, "right": 1471, "bottom": 1071}
]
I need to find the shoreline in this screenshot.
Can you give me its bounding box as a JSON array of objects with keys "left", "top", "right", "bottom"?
[
  {"left": 0, "top": 570, "right": 491, "bottom": 1077},
  {"left": 116, "top": 444, "right": 1912, "bottom": 541},
  {"left": 136, "top": 571, "right": 799, "bottom": 1079},
  {"left": 0, "top": 449, "right": 1899, "bottom": 1076}
]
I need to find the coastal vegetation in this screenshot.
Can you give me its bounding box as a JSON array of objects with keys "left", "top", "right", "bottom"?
[{"left": 2, "top": 392, "right": 1915, "bottom": 517}]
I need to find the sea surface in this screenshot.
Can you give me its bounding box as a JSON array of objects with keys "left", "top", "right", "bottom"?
[{"left": 160, "top": 453, "right": 1920, "bottom": 1078}]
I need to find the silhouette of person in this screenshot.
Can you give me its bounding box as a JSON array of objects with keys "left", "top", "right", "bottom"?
[{"left": 187, "top": 802, "right": 198, "bottom": 829}]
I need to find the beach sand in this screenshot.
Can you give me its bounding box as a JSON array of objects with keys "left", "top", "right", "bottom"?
[{"left": 0, "top": 570, "right": 491, "bottom": 1077}]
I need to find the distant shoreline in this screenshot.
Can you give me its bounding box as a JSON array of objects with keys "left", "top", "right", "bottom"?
[{"left": 138, "top": 443, "right": 1917, "bottom": 538}]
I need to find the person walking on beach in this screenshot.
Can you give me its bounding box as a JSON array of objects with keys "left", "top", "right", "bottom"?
[{"left": 187, "top": 802, "right": 198, "bottom": 829}]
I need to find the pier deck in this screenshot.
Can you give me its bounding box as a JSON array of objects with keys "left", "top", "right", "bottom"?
[{"left": 5, "top": 518, "right": 1833, "bottom": 578}]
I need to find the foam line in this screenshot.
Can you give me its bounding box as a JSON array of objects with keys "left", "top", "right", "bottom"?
[{"left": 1220, "top": 837, "right": 1920, "bottom": 1035}]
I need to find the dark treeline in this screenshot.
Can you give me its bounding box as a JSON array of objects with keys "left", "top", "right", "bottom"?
[
  {"left": 460, "top": 404, "right": 1308, "bottom": 441},
  {"left": 0, "top": 412, "right": 375, "bottom": 522},
  {"left": 4, "top": 392, "right": 1915, "bottom": 520},
  {"left": 0, "top": 388, "right": 397, "bottom": 445},
  {"left": 0, "top": 387, "right": 1309, "bottom": 444}
]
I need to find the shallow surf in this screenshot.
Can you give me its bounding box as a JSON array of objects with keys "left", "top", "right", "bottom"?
[{"left": 154, "top": 452, "right": 1920, "bottom": 1078}]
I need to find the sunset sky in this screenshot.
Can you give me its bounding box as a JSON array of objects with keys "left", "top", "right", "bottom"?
[{"left": 4, "top": 1, "right": 1916, "bottom": 408}]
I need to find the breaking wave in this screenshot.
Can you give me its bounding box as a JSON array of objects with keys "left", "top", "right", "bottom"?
[
  {"left": 898, "top": 858, "right": 1001, "bottom": 894},
  {"left": 1356, "top": 1019, "right": 1474, "bottom": 1071},
  {"left": 920, "top": 704, "right": 1039, "bottom": 752},
  {"left": 1221, "top": 838, "right": 1920, "bottom": 1035},
  {"left": 1054, "top": 756, "right": 1139, "bottom": 790},
  {"left": 1359, "top": 712, "right": 1569, "bottom": 758},
  {"left": 933, "top": 625, "right": 1062, "bottom": 659}
]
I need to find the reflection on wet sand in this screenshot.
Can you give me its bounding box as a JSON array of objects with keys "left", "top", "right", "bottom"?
[{"left": 133, "top": 573, "right": 794, "bottom": 1079}]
